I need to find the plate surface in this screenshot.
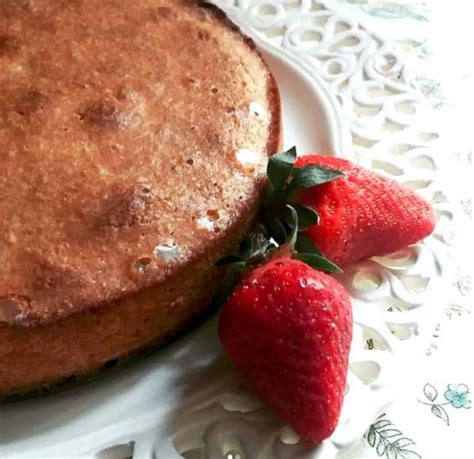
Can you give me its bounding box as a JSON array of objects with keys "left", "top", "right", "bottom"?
[{"left": 0, "top": 4, "right": 447, "bottom": 458}]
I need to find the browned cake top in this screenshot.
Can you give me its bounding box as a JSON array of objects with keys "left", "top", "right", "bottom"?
[{"left": 0, "top": 0, "right": 280, "bottom": 325}]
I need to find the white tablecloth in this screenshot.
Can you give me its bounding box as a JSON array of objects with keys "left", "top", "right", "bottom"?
[{"left": 332, "top": 2, "right": 474, "bottom": 458}]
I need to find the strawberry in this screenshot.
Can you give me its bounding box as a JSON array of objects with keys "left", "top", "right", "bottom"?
[
  {"left": 219, "top": 258, "right": 352, "bottom": 445},
  {"left": 295, "top": 155, "right": 435, "bottom": 267},
  {"left": 216, "top": 148, "right": 434, "bottom": 444}
]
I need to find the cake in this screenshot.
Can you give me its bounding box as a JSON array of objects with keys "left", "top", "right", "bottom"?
[{"left": 0, "top": 0, "right": 281, "bottom": 399}]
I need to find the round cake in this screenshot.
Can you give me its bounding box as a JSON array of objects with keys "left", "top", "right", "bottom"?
[{"left": 0, "top": 0, "right": 281, "bottom": 398}]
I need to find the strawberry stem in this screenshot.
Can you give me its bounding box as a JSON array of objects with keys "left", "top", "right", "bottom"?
[{"left": 213, "top": 147, "right": 344, "bottom": 305}]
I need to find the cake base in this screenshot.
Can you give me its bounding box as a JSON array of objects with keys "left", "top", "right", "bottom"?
[{"left": 0, "top": 302, "right": 216, "bottom": 403}]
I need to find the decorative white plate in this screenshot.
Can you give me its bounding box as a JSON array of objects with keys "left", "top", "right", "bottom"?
[{"left": 0, "top": 3, "right": 449, "bottom": 458}]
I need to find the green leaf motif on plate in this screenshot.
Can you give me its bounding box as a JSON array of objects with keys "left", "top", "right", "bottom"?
[
  {"left": 423, "top": 383, "right": 438, "bottom": 402},
  {"left": 365, "top": 413, "right": 421, "bottom": 459}
]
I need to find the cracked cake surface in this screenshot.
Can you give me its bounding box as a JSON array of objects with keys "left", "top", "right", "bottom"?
[{"left": 0, "top": 0, "right": 281, "bottom": 397}]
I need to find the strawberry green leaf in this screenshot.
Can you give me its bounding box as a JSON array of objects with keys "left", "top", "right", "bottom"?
[
  {"left": 238, "top": 230, "right": 278, "bottom": 264},
  {"left": 240, "top": 232, "right": 256, "bottom": 258},
  {"left": 239, "top": 236, "right": 253, "bottom": 258},
  {"left": 216, "top": 255, "right": 244, "bottom": 266},
  {"left": 271, "top": 146, "right": 297, "bottom": 165},
  {"left": 286, "top": 164, "right": 344, "bottom": 196},
  {"left": 255, "top": 223, "right": 269, "bottom": 238},
  {"left": 265, "top": 217, "right": 287, "bottom": 245},
  {"left": 285, "top": 204, "right": 298, "bottom": 248},
  {"left": 267, "top": 147, "right": 297, "bottom": 193},
  {"left": 293, "top": 253, "right": 342, "bottom": 273},
  {"left": 248, "top": 238, "right": 278, "bottom": 263},
  {"left": 292, "top": 203, "right": 320, "bottom": 230},
  {"left": 216, "top": 146, "right": 345, "bottom": 301},
  {"left": 212, "top": 261, "right": 247, "bottom": 306},
  {"left": 262, "top": 182, "right": 278, "bottom": 207},
  {"left": 295, "top": 233, "right": 322, "bottom": 256}
]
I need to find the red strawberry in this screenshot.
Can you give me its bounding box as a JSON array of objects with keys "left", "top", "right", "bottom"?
[
  {"left": 219, "top": 258, "right": 352, "bottom": 445},
  {"left": 295, "top": 155, "right": 435, "bottom": 267}
]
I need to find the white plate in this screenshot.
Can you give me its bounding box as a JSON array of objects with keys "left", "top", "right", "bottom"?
[{"left": 0, "top": 4, "right": 447, "bottom": 459}]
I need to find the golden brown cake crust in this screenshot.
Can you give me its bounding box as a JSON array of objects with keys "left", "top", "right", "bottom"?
[
  {"left": 0, "top": 0, "right": 281, "bottom": 397},
  {"left": 0, "top": 0, "right": 280, "bottom": 326}
]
